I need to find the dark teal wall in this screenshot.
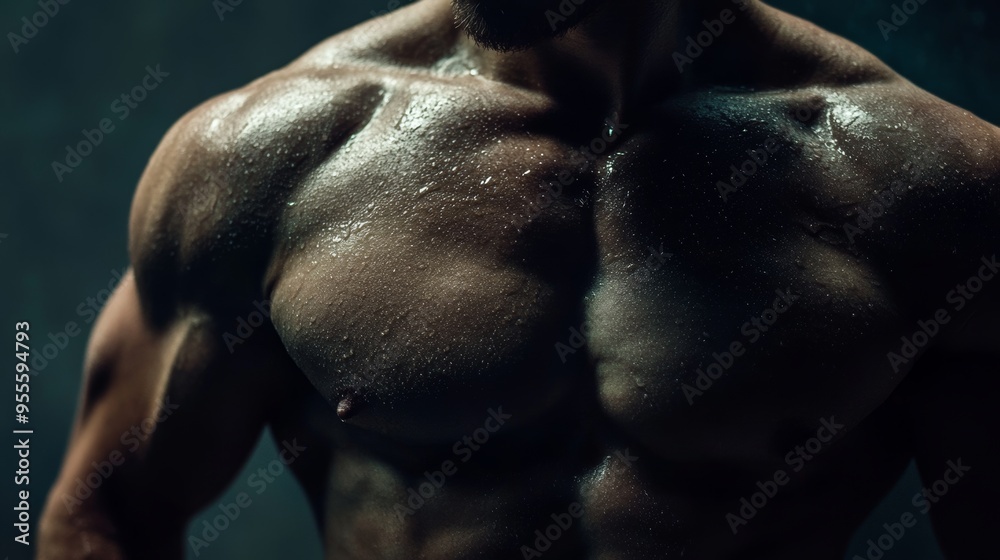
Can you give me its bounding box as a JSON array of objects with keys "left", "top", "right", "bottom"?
[{"left": 1, "top": 1, "right": 994, "bottom": 558}]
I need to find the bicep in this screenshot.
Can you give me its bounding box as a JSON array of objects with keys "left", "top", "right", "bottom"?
[{"left": 42, "top": 271, "right": 285, "bottom": 554}]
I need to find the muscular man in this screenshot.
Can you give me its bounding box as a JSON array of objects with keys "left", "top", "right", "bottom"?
[{"left": 39, "top": 0, "right": 1000, "bottom": 558}]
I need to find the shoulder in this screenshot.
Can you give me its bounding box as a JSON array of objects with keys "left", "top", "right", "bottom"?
[
  {"left": 127, "top": 3, "right": 469, "bottom": 323},
  {"left": 126, "top": 41, "right": 411, "bottom": 323},
  {"left": 762, "top": 5, "right": 1000, "bottom": 254},
  {"left": 747, "top": 3, "right": 898, "bottom": 89},
  {"left": 795, "top": 74, "right": 1000, "bottom": 311},
  {"left": 835, "top": 79, "right": 1000, "bottom": 255},
  {"left": 765, "top": 2, "right": 1000, "bottom": 187},
  {"left": 722, "top": 5, "right": 1000, "bottom": 300}
]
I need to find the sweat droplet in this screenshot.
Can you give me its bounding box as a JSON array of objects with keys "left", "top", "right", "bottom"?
[{"left": 337, "top": 390, "right": 361, "bottom": 421}]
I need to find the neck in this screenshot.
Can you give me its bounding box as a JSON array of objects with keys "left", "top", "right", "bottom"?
[{"left": 462, "top": 0, "right": 770, "bottom": 116}]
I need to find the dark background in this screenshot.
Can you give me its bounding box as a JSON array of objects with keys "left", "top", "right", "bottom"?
[{"left": 1, "top": 1, "right": 996, "bottom": 558}]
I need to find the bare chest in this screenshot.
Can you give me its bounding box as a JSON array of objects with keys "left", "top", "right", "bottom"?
[{"left": 266, "top": 87, "right": 918, "bottom": 451}]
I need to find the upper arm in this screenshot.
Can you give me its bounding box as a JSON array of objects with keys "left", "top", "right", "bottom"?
[
  {"left": 899, "top": 140, "right": 1000, "bottom": 557},
  {"left": 40, "top": 94, "right": 295, "bottom": 559},
  {"left": 42, "top": 273, "right": 284, "bottom": 549}
]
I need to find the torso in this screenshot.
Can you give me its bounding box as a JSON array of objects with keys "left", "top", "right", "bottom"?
[{"left": 171, "top": 2, "right": 1000, "bottom": 558}]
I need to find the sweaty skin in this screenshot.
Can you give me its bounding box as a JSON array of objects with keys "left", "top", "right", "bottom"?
[{"left": 39, "top": 0, "right": 1000, "bottom": 558}]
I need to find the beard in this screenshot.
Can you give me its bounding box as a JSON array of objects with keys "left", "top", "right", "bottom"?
[{"left": 452, "top": 0, "right": 604, "bottom": 52}]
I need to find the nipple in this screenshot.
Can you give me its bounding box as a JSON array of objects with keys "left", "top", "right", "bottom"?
[{"left": 336, "top": 389, "right": 362, "bottom": 421}]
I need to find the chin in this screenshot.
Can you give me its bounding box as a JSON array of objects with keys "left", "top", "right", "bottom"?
[{"left": 452, "top": 0, "right": 600, "bottom": 52}]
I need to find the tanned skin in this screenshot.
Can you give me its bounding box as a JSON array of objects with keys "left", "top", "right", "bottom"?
[{"left": 38, "top": 0, "right": 1000, "bottom": 558}]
